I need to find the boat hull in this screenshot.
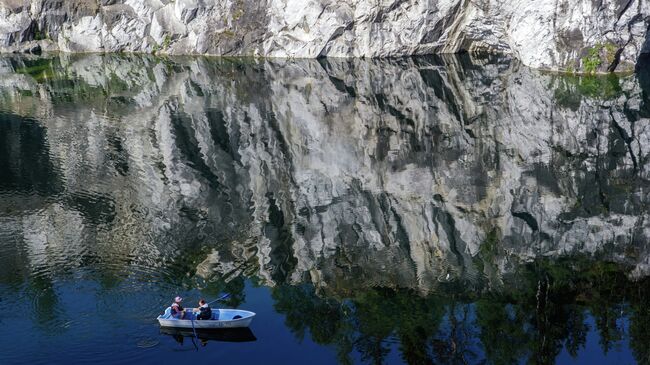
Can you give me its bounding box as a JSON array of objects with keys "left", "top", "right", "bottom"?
[{"left": 157, "top": 308, "right": 255, "bottom": 329}]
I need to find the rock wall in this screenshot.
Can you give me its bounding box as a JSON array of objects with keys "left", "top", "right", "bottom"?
[
  {"left": 0, "top": 53, "right": 648, "bottom": 294},
  {"left": 0, "top": 0, "right": 649, "bottom": 72}
]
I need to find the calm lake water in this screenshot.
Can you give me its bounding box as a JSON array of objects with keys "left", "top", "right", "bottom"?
[{"left": 0, "top": 53, "right": 649, "bottom": 365}]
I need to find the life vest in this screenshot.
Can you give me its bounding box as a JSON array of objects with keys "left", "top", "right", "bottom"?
[
  {"left": 197, "top": 305, "right": 212, "bottom": 320},
  {"left": 171, "top": 304, "right": 184, "bottom": 316}
]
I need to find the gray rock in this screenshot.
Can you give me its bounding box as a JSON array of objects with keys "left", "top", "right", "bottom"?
[
  {"left": 0, "top": 0, "right": 648, "bottom": 72},
  {"left": 0, "top": 53, "right": 647, "bottom": 292}
]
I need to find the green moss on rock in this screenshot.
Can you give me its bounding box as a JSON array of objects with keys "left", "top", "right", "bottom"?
[{"left": 580, "top": 42, "right": 619, "bottom": 74}]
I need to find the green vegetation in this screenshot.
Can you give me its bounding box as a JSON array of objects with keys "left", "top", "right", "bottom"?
[
  {"left": 233, "top": 0, "right": 245, "bottom": 21},
  {"left": 270, "top": 256, "right": 650, "bottom": 365},
  {"left": 15, "top": 58, "right": 57, "bottom": 82},
  {"left": 220, "top": 30, "right": 236, "bottom": 38},
  {"left": 582, "top": 47, "right": 602, "bottom": 74},
  {"left": 574, "top": 73, "right": 622, "bottom": 98},
  {"left": 473, "top": 228, "right": 502, "bottom": 281},
  {"left": 604, "top": 43, "right": 618, "bottom": 64},
  {"left": 553, "top": 73, "right": 624, "bottom": 109},
  {"left": 553, "top": 83, "right": 583, "bottom": 110},
  {"left": 162, "top": 34, "right": 172, "bottom": 50},
  {"left": 9, "top": 55, "right": 169, "bottom": 110},
  {"left": 581, "top": 43, "right": 619, "bottom": 74},
  {"left": 565, "top": 60, "right": 577, "bottom": 74},
  {"left": 233, "top": 9, "right": 245, "bottom": 21},
  {"left": 33, "top": 29, "right": 47, "bottom": 41},
  {"left": 152, "top": 34, "right": 172, "bottom": 54}
]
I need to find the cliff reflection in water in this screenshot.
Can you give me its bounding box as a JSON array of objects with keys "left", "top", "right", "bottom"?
[{"left": 0, "top": 53, "right": 648, "bottom": 364}]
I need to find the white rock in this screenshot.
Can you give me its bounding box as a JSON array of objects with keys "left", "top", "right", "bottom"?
[{"left": 0, "top": 0, "right": 648, "bottom": 71}]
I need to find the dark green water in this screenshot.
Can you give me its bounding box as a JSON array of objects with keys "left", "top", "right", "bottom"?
[{"left": 0, "top": 53, "right": 649, "bottom": 364}]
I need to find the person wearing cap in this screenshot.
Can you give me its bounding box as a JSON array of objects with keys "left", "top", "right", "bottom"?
[{"left": 171, "top": 296, "right": 185, "bottom": 319}]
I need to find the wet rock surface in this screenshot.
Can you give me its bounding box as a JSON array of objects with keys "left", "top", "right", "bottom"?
[
  {"left": 0, "top": 0, "right": 649, "bottom": 72},
  {"left": 0, "top": 53, "right": 648, "bottom": 295}
]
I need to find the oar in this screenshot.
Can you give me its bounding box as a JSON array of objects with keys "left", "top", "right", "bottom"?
[
  {"left": 190, "top": 316, "right": 199, "bottom": 351},
  {"left": 207, "top": 293, "right": 230, "bottom": 306},
  {"left": 181, "top": 293, "right": 229, "bottom": 314}
]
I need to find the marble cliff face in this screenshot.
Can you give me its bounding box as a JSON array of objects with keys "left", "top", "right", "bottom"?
[
  {"left": 0, "top": 0, "right": 649, "bottom": 73},
  {"left": 0, "top": 54, "right": 648, "bottom": 293}
]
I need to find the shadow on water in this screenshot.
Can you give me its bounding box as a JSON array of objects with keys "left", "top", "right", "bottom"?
[
  {"left": 0, "top": 52, "right": 649, "bottom": 364},
  {"left": 0, "top": 112, "right": 62, "bottom": 198}
]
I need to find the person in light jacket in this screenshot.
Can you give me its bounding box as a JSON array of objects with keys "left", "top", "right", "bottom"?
[{"left": 171, "top": 296, "right": 185, "bottom": 319}]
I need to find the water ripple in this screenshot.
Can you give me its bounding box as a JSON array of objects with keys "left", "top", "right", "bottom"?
[{"left": 0, "top": 52, "right": 648, "bottom": 364}]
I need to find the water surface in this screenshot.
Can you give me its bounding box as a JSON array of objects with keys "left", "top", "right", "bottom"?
[{"left": 0, "top": 53, "right": 649, "bottom": 364}]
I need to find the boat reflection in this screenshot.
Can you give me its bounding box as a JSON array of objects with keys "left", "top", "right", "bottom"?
[
  {"left": 160, "top": 327, "right": 257, "bottom": 347},
  {"left": 0, "top": 52, "right": 649, "bottom": 364}
]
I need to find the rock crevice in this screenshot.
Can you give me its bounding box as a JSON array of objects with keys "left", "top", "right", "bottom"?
[{"left": 0, "top": 0, "right": 648, "bottom": 72}]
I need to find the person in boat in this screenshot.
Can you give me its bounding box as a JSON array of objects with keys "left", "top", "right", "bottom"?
[
  {"left": 171, "top": 296, "right": 185, "bottom": 319},
  {"left": 193, "top": 298, "right": 212, "bottom": 320}
]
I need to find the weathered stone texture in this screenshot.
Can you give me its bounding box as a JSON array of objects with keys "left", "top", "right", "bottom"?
[
  {"left": 0, "top": 0, "right": 649, "bottom": 71},
  {"left": 0, "top": 53, "right": 648, "bottom": 291}
]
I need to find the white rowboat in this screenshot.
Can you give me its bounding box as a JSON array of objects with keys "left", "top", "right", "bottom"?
[{"left": 157, "top": 307, "right": 256, "bottom": 329}]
